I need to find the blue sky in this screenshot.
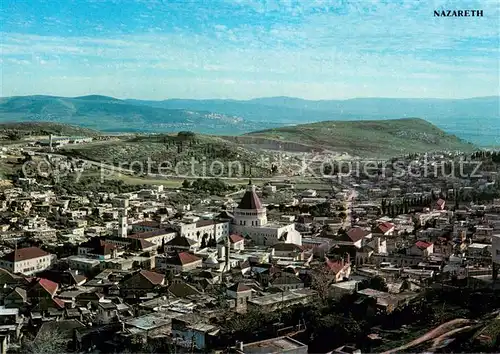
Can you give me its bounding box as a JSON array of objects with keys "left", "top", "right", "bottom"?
[{"left": 1, "top": 0, "right": 499, "bottom": 99}]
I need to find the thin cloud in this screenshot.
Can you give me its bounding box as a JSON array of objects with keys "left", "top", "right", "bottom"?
[{"left": 0, "top": 0, "right": 498, "bottom": 98}]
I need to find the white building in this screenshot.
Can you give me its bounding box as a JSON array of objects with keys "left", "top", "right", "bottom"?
[
  {"left": 118, "top": 209, "right": 128, "bottom": 238},
  {"left": 0, "top": 247, "right": 55, "bottom": 275},
  {"left": 230, "top": 182, "right": 302, "bottom": 246},
  {"left": 70, "top": 136, "right": 93, "bottom": 144},
  {"left": 128, "top": 229, "right": 177, "bottom": 247},
  {"left": 176, "top": 220, "right": 230, "bottom": 244},
  {"left": 66, "top": 255, "right": 102, "bottom": 272}
]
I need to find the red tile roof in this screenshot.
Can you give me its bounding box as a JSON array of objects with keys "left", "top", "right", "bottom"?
[
  {"left": 196, "top": 220, "right": 217, "bottom": 227},
  {"left": 346, "top": 227, "right": 371, "bottom": 242},
  {"left": 415, "top": 241, "right": 433, "bottom": 250},
  {"left": 177, "top": 252, "right": 201, "bottom": 265},
  {"left": 138, "top": 239, "right": 156, "bottom": 250},
  {"left": 34, "top": 278, "right": 59, "bottom": 296},
  {"left": 80, "top": 238, "right": 120, "bottom": 255},
  {"left": 135, "top": 221, "right": 160, "bottom": 228},
  {"left": 164, "top": 252, "right": 202, "bottom": 266},
  {"left": 129, "top": 229, "right": 176, "bottom": 240},
  {"left": 375, "top": 222, "right": 394, "bottom": 234},
  {"left": 325, "top": 257, "right": 347, "bottom": 274},
  {"left": 166, "top": 236, "right": 196, "bottom": 247},
  {"left": 2, "top": 247, "right": 50, "bottom": 263},
  {"left": 239, "top": 260, "right": 251, "bottom": 269},
  {"left": 228, "top": 282, "right": 252, "bottom": 292},
  {"left": 52, "top": 297, "right": 65, "bottom": 309},
  {"left": 229, "top": 234, "right": 244, "bottom": 243},
  {"left": 436, "top": 198, "right": 446, "bottom": 207},
  {"left": 139, "top": 270, "right": 165, "bottom": 285},
  {"left": 237, "top": 189, "right": 263, "bottom": 210}
]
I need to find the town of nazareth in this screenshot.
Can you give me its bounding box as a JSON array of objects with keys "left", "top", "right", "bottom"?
[{"left": 0, "top": 132, "right": 499, "bottom": 354}]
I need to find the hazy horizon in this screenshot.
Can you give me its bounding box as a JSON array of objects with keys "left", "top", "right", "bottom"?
[
  {"left": 1, "top": 94, "right": 499, "bottom": 102},
  {"left": 1, "top": 0, "right": 499, "bottom": 100}
]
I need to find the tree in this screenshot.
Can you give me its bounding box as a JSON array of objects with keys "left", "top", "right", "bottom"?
[
  {"left": 358, "top": 275, "right": 388, "bottom": 292},
  {"left": 223, "top": 307, "right": 273, "bottom": 335},
  {"left": 177, "top": 131, "right": 195, "bottom": 140},
  {"left": 207, "top": 235, "right": 216, "bottom": 248},
  {"left": 322, "top": 163, "right": 333, "bottom": 176},
  {"left": 309, "top": 313, "right": 363, "bottom": 352},
  {"left": 182, "top": 179, "right": 191, "bottom": 188},
  {"left": 6, "top": 131, "right": 23, "bottom": 141},
  {"left": 200, "top": 234, "right": 208, "bottom": 248},
  {"left": 20, "top": 328, "right": 68, "bottom": 354},
  {"left": 310, "top": 264, "right": 336, "bottom": 303},
  {"left": 213, "top": 283, "right": 230, "bottom": 310},
  {"left": 381, "top": 199, "right": 387, "bottom": 214}
]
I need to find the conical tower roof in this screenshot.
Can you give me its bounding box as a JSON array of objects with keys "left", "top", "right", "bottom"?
[{"left": 237, "top": 183, "right": 262, "bottom": 210}]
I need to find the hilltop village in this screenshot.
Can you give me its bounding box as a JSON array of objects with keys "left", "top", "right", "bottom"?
[{"left": 0, "top": 140, "right": 499, "bottom": 353}]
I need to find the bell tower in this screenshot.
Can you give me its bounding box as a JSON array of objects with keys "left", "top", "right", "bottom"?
[{"left": 118, "top": 208, "right": 128, "bottom": 238}]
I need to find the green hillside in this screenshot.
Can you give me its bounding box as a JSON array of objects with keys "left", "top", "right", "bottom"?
[
  {"left": 0, "top": 95, "right": 277, "bottom": 134},
  {"left": 245, "top": 118, "right": 476, "bottom": 157},
  {"left": 0, "top": 122, "right": 101, "bottom": 138},
  {"left": 59, "top": 132, "right": 279, "bottom": 178},
  {"left": 130, "top": 96, "right": 500, "bottom": 147}
]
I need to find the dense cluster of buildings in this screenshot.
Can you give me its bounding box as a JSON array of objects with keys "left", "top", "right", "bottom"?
[{"left": 0, "top": 147, "right": 499, "bottom": 353}]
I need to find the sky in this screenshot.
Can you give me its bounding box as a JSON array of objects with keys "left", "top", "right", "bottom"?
[{"left": 0, "top": 0, "right": 499, "bottom": 100}]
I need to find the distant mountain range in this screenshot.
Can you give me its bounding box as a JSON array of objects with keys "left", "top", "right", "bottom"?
[
  {"left": 0, "top": 95, "right": 280, "bottom": 135},
  {"left": 0, "top": 95, "right": 498, "bottom": 146}
]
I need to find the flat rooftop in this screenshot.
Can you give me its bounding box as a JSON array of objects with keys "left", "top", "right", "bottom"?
[
  {"left": 125, "top": 313, "right": 171, "bottom": 331},
  {"left": 331, "top": 279, "right": 359, "bottom": 291},
  {"left": 0, "top": 307, "right": 18, "bottom": 316},
  {"left": 469, "top": 243, "right": 491, "bottom": 249},
  {"left": 66, "top": 255, "right": 101, "bottom": 264},
  {"left": 248, "top": 288, "right": 315, "bottom": 306},
  {"left": 240, "top": 336, "right": 307, "bottom": 354}
]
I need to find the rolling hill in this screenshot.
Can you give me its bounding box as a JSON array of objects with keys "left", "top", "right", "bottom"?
[
  {"left": 0, "top": 122, "right": 101, "bottom": 137},
  {"left": 56, "top": 119, "right": 476, "bottom": 169},
  {"left": 129, "top": 96, "right": 500, "bottom": 146},
  {"left": 57, "top": 132, "right": 281, "bottom": 178},
  {"left": 1, "top": 95, "right": 498, "bottom": 147},
  {"left": 0, "top": 95, "right": 280, "bottom": 135},
  {"left": 243, "top": 118, "right": 476, "bottom": 157}
]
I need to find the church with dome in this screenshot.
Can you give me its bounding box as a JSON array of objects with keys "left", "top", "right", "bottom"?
[{"left": 229, "top": 182, "right": 302, "bottom": 246}]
